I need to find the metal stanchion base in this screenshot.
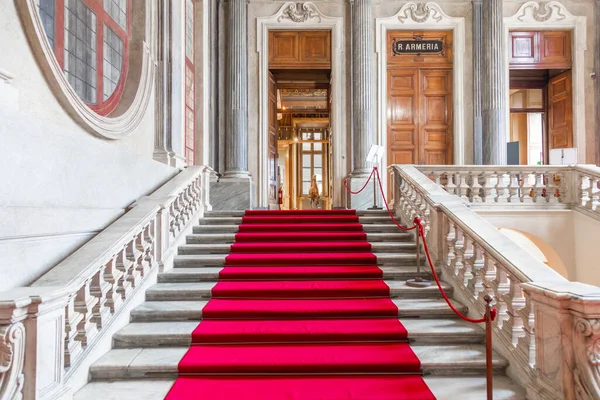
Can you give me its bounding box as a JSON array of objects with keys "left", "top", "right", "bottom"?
[
  {"left": 406, "top": 278, "right": 432, "bottom": 288},
  {"left": 368, "top": 206, "right": 383, "bottom": 210}
]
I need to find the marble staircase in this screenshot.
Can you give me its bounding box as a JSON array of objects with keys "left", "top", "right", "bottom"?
[{"left": 74, "top": 210, "right": 526, "bottom": 399}]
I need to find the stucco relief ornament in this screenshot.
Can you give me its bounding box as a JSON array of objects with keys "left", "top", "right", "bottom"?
[
  {"left": 278, "top": 2, "right": 321, "bottom": 23},
  {"left": 517, "top": 1, "right": 567, "bottom": 22},
  {"left": 573, "top": 318, "right": 600, "bottom": 399},
  {"left": 397, "top": 3, "right": 443, "bottom": 24},
  {"left": 0, "top": 324, "right": 25, "bottom": 400}
]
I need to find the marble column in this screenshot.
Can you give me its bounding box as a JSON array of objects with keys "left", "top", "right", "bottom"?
[
  {"left": 472, "top": 0, "right": 483, "bottom": 165},
  {"left": 211, "top": 0, "right": 252, "bottom": 210},
  {"left": 347, "top": 0, "right": 377, "bottom": 210},
  {"left": 595, "top": 0, "right": 600, "bottom": 165},
  {"left": 153, "top": 0, "right": 174, "bottom": 166},
  {"left": 224, "top": 0, "right": 249, "bottom": 178},
  {"left": 481, "top": 0, "right": 507, "bottom": 165}
]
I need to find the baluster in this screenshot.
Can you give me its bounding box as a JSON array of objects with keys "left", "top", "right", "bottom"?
[
  {"left": 116, "top": 245, "right": 134, "bottom": 298},
  {"left": 503, "top": 273, "right": 527, "bottom": 347},
  {"left": 455, "top": 173, "right": 469, "bottom": 200},
  {"left": 63, "top": 295, "right": 83, "bottom": 367},
  {"left": 74, "top": 279, "right": 99, "bottom": 346},
  {"left": 453, "top": 228, "right": 464, "bottom": 278},
  {"left": 470, "top": 172, "right": 483, "bottom": 203},
  {"left": 553, "top": 172, "right": 565, "bottom": 202},
  {"left": 481, "top": 257, "right": 497, "bottom": 314},
  {"left": 90, "top": 265, "right": 111, "bottom": 329},
  {"left": 461, "top": 236, "right": 474, "bottom": 288},
  {"left": 525, "top": 301, "right": 536, "bottom": 366},
  {"left": 493, "top": 172, "right": 506, "bottom": 203},
  {"left": 136, "top": 230, "right": 150, "bottom": 277},
  {"left": 588, "top": 177, "right": 599, "bottom": 212},
  {"left": 433, "top": 172, "right": 442, "bottom": 186},
  {"left": 522, "top": 172, "right": 535, "bottom": 203},
  {"left": 533, "top": 172, "right": 545, "bottom": 203},
  {"left": 445, "top": 172, "right": 457, "bottom": 195},
  {"left": 494, "top": 268, "right": 510, "bottom": 330},
  {"left": 471, "top": 244, "right": 485, "bottom": 299},
  {"left": 481, "top": 173, "right": 496, "bottom": 203},
  {"left": 507, "top": 173, "right": 519, "bottom": 203},
  {"left": 103, "top": 255, "right": 124, "bottom": 313},
  {"left": 445, "top": 220, "right": 456, "bottom": 273},
  {"left": 127, "top": 238, "right": 143, "bottom": 287}
]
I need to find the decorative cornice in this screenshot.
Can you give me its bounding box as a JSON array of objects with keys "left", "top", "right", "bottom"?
[
  {"left": 277, "top": 2, "right": 321, "bottom": 23},
  {"left": 397, "top": 2, "right": 444, "bottom": 24},
  {"left": 514, "top": 1, "right": 571, "bottom": 23}
]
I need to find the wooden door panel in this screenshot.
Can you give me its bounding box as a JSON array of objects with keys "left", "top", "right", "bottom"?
[
  {"left": 388, "top": 70, "right": 419, "bottom": 167},
  {"left": 268, "top": 72, "right": 278, "bottom": 203},
  {"left": 510, "top": 32, "right": 537, "bottom": 64},
  {"left": 269, "top": 32, "right": 300, "bottom": 64},
  {"left": 540, "top": 31, "right": 571, "bottom": 65},
  {"left": 300, "top": 31, "right": 331, "bottom": 63},
  {"left": 548, "top": 71, "right": 573, "bottom": 149},
  {"left": 420, "top": 70, "right": 452, "bottom": 164}
]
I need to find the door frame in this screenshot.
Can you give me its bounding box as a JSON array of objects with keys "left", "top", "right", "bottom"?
[
  {"left": 376, "top": 3, "right": 466, "bottom": 194},
  {"left": 504, "top": 1, "right": 587, "bottom": 163},
  {"left": 257, "top": 3, "right": 345, "bottom": 208}
]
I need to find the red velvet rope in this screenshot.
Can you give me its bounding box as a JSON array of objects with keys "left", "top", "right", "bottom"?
[
  {"left": 343, "top": 168, "right": 377, "bottom": 195},
  {"left": 342, "top": 167, "right": 497, "bottom": 324}
]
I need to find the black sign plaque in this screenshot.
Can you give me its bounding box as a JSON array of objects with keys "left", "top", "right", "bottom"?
[{"left": 393, "top": 39, "right": 444, "bottom": 55}]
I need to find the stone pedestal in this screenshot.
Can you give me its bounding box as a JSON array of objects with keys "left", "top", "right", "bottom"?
[
  {"left": 346, "top": 175, "right": 376, "bottom": 210},
  {"left": 210, "top": 177, "right": 252, "bottom": 210}
]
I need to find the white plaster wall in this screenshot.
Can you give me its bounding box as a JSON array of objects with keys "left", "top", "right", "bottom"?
[
  {"left": 477, "top": 210, "right": 577, "bottom": 280},
  {"left": 0, "top": 3, "right": 178, "bottom": 290},
  {"left": 572, "top": 211, "right": 600, "bottom": 287},
  {"left": 477, "top": 208, "right": 600, "bottom": 287}
]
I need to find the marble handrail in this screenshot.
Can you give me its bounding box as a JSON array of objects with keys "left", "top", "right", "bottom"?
[
  {"left": 389, "top": 164, "right": 600, "bottom": 399},
  {"left": 0, "top": 165, "right": 213, "bottom": 400}
]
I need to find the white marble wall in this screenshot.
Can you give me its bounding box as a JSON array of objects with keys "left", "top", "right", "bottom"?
[{"left": 0, "top": 2, "right": 178, "bottom": 290}]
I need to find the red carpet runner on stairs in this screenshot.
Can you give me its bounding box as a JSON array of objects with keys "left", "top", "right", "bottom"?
[{"left": 166, "top": 209, "right": 436, "bottom": 400}]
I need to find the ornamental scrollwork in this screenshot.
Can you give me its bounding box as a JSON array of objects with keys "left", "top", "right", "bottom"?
[
  {"left": 278, "top": 2, "right": 321, "bottom": 23},
  {"left": 0, "top": 323, "right": 25, "bottom": 400},
  {"left": 516, "top": 1, "right": 567, "bottom": 22},
  {"left": 397, "top": 3, "right": 443, "bottom": 24},
  {"left": 573, "top": 318, "right": 600, "bottom": 399}
]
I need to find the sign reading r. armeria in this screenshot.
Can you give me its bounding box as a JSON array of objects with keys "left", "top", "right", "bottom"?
[{"left": 393, "top": 39, "right": 444, "bottom": 55}]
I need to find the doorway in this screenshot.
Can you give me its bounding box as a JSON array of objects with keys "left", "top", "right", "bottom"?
[
  {"left": 268, "top": 31, "right": 332, "bottom": 210},
  {"left": 386, "top": 30, "right": 454, "bottom": 166},
  {"left": 508, "top": 30, "right": 573, "bottom": 165}
]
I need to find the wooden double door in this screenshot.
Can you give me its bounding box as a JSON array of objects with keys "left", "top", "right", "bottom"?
[{"left": 387, "top": 68, "right": 453, "bottom": 166}]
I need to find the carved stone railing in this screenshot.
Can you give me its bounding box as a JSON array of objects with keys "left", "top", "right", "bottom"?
[
  {"left": 416, "top": 165, "right": 600, "bottom": 218},
  {"left": 390, "top": 165, "right": 600, "bottom": 400},
  {"left": 0, "top": 165, "right": 214, "bottom": 400}
]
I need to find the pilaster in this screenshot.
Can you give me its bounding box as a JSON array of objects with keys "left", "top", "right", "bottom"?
[
  {"left": 595, "top": 0, "right": 600, "bottom": 165},
  {"left": 482, "top": 0, "right": 507, "bottom": 165},
  {"left": 473, "top": 0, "right": 483, "bottom": 165},
  {"left": 224, "top": 0, "right": 249, "bottom": 178},
  {"left": 351, "top": 0, "right": 375, "bottom": 175}
]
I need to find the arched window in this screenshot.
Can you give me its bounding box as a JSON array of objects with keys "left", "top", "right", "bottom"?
[{"left": 35, "top": 0, "right": 130, "bottom": 116}]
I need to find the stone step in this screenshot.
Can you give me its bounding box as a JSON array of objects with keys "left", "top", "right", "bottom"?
[
  {"left": 88, "top": 344, "right": 508, "bottom": 380},
  {"left": 205, "top": 210, "right": 245, "bottom": 218},
  {"left": 157, "top": 266, "right": 434, "bottom": 283},
  {"left": 176, "top": 242, "right": 417, "bottom": 255},
  {"left": 173, "top": 252, "right": 421, "bottom": 268},
  {"left": 144, "top": 280, "right": 451, "bottom": 302},
  {"left": 193, "top": 224, "right": 411, "bottom": 234},
  {"left": 74, "top": 375, "right": 525, "bottom": 400},
  {"left": 112, "top": 318, "right": 484, "bottom": 348},
  {"left": 131, "top": 298, "right": 468, "bottom": 322},
  {"left": 198, "top": 216, "right": 397, "bottom": 226},
  {"left": 186, "top": 232, "right": 414, "bottom": 244},
  {"left": 131, "top": 298, "right": 467, "bottom": 322}
]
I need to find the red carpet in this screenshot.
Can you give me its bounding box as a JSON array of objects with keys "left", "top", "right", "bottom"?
[{"left": 166, "top": 209, "right": 436, "bottom": 400}]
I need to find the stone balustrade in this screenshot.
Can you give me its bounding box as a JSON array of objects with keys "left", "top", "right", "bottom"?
[
  {"left": 390, "top": 165, "right": 600, "bottom": 400},
  {"left": 415, "top": 165, "right": 600, "bottom": 219},
  {"left": 0, "top": 165, "right": 214, "bottom": 400}
]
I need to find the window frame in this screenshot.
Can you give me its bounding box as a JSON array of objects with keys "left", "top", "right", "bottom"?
[{"left": 45, "top": 0, "right": 132, "bottom": 116}]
